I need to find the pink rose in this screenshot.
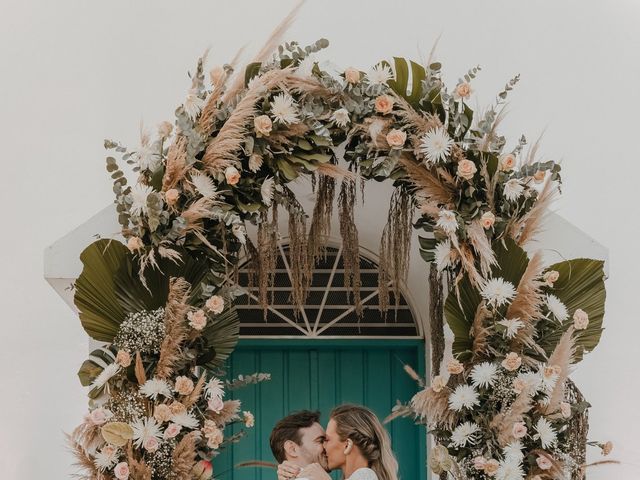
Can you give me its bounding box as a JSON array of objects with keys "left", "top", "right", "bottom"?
[
  {"left": 114, "top": 462, "right": 130, "bottom": 480},
  {"left": 512, "top": 422, "right": 527, "bottom": 439},
  {"left": 481, "top": 211, "right": 495, "bottom": 229},
  {"left": 165, "top": 188, "right": 180, "bottom": 206},
  {"left": 89, "top": 408, "right": 112, "bottom": 426},
  {"left": 374, "top": 95, "right": 394, "bottom": 115},
  {"left": 483, "top": 459, "right": 499, "bottom": 475},
  {"left": 454, "top": 82, "right": 473, "bottom": 100},
  {"left": 164, "top": 422, "right": 182, "bottom": 439},
  {"left": 205, "top": 295, "right": 225, "bottom": 314},
  {"left": 543, "top": 270, "right": 560, "bottom": 286},
  {"left": 573, "top": 308, "right": 589, "bottom": 330},
  {"left": 500, "top": 153, "right": 516, "bottom": 171},
  {"left": 385, "top": 129, "right": 407, "bottom": 149},
  {"left": 344, "top": 68, "right": 361, "bottom": 84},
  {"left": 154, "top": 404, "right": 173, "bottom": 423},
  {"left": 174, "top": 376, "right": 195, "bottom": 396},
  {"left": 254, "top": 115, "right": 273, "bottom": 137},
  {"left": 143, "top": 436, "right": 159, "bottom": 452},
  {"left": 536, "top": 455, "right": 553, "bottom": 470},
  {"left": 457, "top": 159, "right": 477, "bottom": 180},
  {"left": 560, "top": 401, "right": 572, "bottom": 419},
  {"left": 188, "top": 309, "right": 207, "bottom": 331},
  {"left": 116, "top": 350, "right": 131, "bottom": 368},
  {"left": 447, "top": 359, "right": 464, "bottom": 375},
  {"left": 472, "top": 456, "right": 486, "bottom": 470},
  {"left": 225, "top": 166, "right": 241, "bottom": 185},
  {"left": 127, "top": 236, "right": 144, "bottom": 252},
  {"left": 208, "top": 396, "right": 225, "bottom": 414},
  {"left": 501, "top": 352, "right": 522, "bottom": 372}
]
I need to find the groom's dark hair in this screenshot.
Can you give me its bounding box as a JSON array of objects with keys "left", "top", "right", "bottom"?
[{"left": 269, "top": 410, "right": 321, "bottom": 463}]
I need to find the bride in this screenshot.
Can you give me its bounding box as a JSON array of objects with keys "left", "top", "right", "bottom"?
[{"left": 285, "top": 404, "right": 398, "bottom": 480}]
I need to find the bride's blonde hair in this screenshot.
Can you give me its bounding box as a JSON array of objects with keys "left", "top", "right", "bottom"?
[{"left": 330, "top": 404, "right": 398, "bottom": 480}]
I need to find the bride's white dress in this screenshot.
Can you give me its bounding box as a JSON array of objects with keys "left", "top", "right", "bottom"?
[{"left": 348, "top": 468, "right": 378, "bottom": 480}]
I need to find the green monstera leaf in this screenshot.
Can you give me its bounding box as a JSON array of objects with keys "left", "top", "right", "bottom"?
[
  {"left": 444, "top": 238, "right": 530, "bottom": 361},
  {"left": 538, "top": 258, "right": 606, "bottom": 363},
  {"left": 382, "top": 57, "right": 426, "bottom": 107},
  {"left": 74, "top": 239, "right": 240, "bottom": 368}
]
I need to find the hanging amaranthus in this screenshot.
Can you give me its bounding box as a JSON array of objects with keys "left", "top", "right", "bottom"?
[
  {"left": 307, "top": 173, "right": 336, "bottom": 265},
  {"left": 338, "top": 178, "right": 362, "bottom": 317}
]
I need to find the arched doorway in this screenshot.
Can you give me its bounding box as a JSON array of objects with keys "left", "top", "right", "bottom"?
[{"left": 216, "top": 243, "right": 427, "bottom": 480}]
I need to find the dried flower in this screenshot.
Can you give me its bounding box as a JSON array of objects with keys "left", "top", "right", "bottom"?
[
  {"left": 174, "top": 376, "right": 195, "bottom": 396},
  {"left": 127, "top": 236, "right": 144, "bottom": 252},
  {"left": 225, "top": 166, "right": 241, "bottom": 185},
  {"left": 254, "top": 115, "right": 273, "bottom": 137},
  {"left": 205, "top": 295, "right": 225, "bottom": 314},
  {"left": 453, "top": 82, "right": 473, "bottom": 100},
  {"left": 344, "top": 67, "right": 361, "bottom": 84},
  {"left": 447, "top": 358, "right": 464, "bottom": 375},
  {"left": 573, "top": 308, "right": 589, "bottom": 330},
  {"left": 331, "top": 108, "right": 350, "bottom": 128},
  {"left": 374, "top": 95, "right": 394, "bottom": 115},
  {"left": 187, "top": 309, "right": 207, "bottom": 330},
  {"left": 481, "top": 211, "right": 495, "bottom": 229},
  {"left": 114, "top": 462, "right": 130, "bottom": 480},
  {"left": 420, "top": 127, "right": 454, "bottom": 165},
  {"left": 457, "top": 159, "right": 478, "bottom": 180},
  {"left": 500, "top": 153, "right": 516, "bottom": 171},
  {"left": 501, "top": 352, "right": 522, "bottom": 372}
]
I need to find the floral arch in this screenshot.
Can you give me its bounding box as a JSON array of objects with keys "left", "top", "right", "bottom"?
[{"left": 68, "top": 35, "right": 607, "bottom": 480}]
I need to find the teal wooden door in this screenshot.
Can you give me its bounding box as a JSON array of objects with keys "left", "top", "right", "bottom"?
[{"left": 215, "top": 339, "right": 426, "bottom": 480}]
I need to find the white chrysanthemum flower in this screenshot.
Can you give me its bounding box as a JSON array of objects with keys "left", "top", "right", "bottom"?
[
  {"left": 503, "top": 441, "right": 524, "bottom": 465},
  {"left": 503, "top": 179, "right": 525, "bottom": 202},
  {"left": 205, "top": 377, "right": 225, "bottom": 400},
  {"left": 436, "top": 209, "right": 458, "bottom": 235},
  {"left": 420, "top": 127, "right": 454, "bottom": 165},
  {"left": 434, "top": 239, "right": 453, "bottom": 272},
  {"left": 481, "top": 278, "right": 517, "bottom": 308},
  {"left": 295, "top": 56, "right": 316, "bottom": 78},
  {"left": 134, "top": 144, "right": 161, "bottom": 171},
  {"left": 131, "top": 417, "right": 162, "bottom": 448},
  {"left": 495, "top": 460, "right": 525, "bottom": 480},
  {"left": 534, "top": 417, "right": 558, "bottom": 449},
  {"left": 90, "top": 363, "right": 121, "bottom": 391},
  {"left": 470, "top": 362, "right": 498, "bottom": 388},
  {"left": 448, "top": 384, "right": 480, "bottom": 411},
  {"left": 191, "top": 172, "right": 217, "bottom": 198},
  {"left": 139, "top": 378, "right": 173, "bottom": 400},
  {"left": 449, "top": 421, "right": 480, "bottom": 447},
  {"left": 171, "top": 411, "right": 200, "bottom": 429},
  {"left": 261, "top": 177, "right": 275, "bottom": 206},
  {"left": 129, "top": 184, "right": 154, "bottom": 216},
  {"left": 538, "top": 366, "right": 559, "bottom": 394},
  {"left": 331, "top": 108, "right": 350, "bottom": 128},
  {"left": 546, "top": 294, "right": 569, "bottom": 322},
  {"left": 498, "top": 318, "right": 525, "bottom": 339},
  {"left": 94, "top": 446, "right": 120, "bottom": 471},
  {"left": 366, "top": 63, "right": 393, "bottom": 85},
  {"left": 270, "top": 93, "right": 299, "bottom": 124},
  {"left": 183, "top": 89, "right": 205, "bottom": 121}
]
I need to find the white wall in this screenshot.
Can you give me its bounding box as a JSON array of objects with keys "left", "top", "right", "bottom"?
[{"left": 1, "top": 0, "right": 639, "bottom": 478}]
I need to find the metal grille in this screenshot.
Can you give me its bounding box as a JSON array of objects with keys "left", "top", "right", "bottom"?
[{"left": 232, "top": 244, "right": 419, "bottom": 338}]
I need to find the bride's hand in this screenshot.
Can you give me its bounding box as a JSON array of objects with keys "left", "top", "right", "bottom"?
[
  {"left": 278, "top": 461, "right": 302, "bottom": 480},
  {"left": 298, "top": 463, "right": 331, "bottom": 480}
]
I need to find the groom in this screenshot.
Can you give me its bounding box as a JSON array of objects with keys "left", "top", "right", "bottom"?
[{"left": 270, "top": 410, "right": 330, "bottom": 480}]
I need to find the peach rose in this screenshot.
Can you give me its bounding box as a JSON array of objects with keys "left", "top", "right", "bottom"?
[
  {"left": 154, "top": 404, "right": 173, "bottom": 423},
  {"left": 533, "top": 170, "right": 546, "bottom": 183},
  {"left": 157, "top": 121, "right": 173, "bottom": 139},
  {"left": 208, "top": 395, "right": 225, "bottom": 414},
  {"left": 543, "top": 270, "right": 560, "bottom": 287},
  {"left": 457, "top": 159, "right": 477, "bottom": 180},
  {"left": 209, "top": 66, "right": 225, "bottom": 87},
  {"left": 127, "top": 236, "right": 144, "bottom": 252},
  {"left": 473, "top": 456, "right": 486, "bottom": 470},
  {"left": 143, "top": 436, "right": 159, "bottom": 452},
  {"left": 114, "top": 462, "right": 130, "bottom": 480},
  {"left": 602, "top": 441, "right": 613, "bottom": 456},
  {"left": 573, "top": 308, "right": 589, "bottom": 330},
  {"left": 165, "top": 188, "right": 180, "bottom": 206},
  {"left": 116, "top": 350, "right": 131, "bottom": 368},
  {"left": 513, "top": 378, "right": 527, "bottom": 394},
  {"left": 431, "top": 375, "right": 447, "bottom": 393},
  {"left": 188, "top": 309, "right": 207, "bottom": 331},
  {"left": 164, "top": 422, "right": 182, "bottom": 439},
  {"left": 483, "top": 459, "right": 499, "bottom": 475},
  {"left": 454, "top": 82, "right": 473, "bottom": 100},
  {"left": 344, "top": 67, "right": 361, "bottom": 84},
  {"left": 501, "top": 352, "right": 522, "bottom": 372},
  {"left": 481, "top": 211, "right": 496, "bottom": 229},
  {"left": 560, "top": 401, "right": 572, "bottom": 419},
  {"left": 374, "top": 95, "right": 394, "bottom": 115},
  {"left": 169, "top": 401, "right": 187, "bottom": 415},
  {"left": 536, "top": 455, "right": 553, "bottom": 470},
  {"left": 254, "top": 115, "right": 273, "bottom": 137},
  {"left": 174, "top": 376, "right": 195, "bottom": 396},
  {"left": 225, "top": 166, "right": 241, "bottom": 185},
  {"left": 512, "top": 422, "right": 528, "bottom": 439},
  {"left": 447, "top": 359, "right": 464, "bottom": 375},
  {"left": 500, "top": 153, "right": 516, "bottom": 171},
  {"left": 206, "top": 295, "right": 225, "bottom": 314},
  {"left": 386, "top": 129, "right": 407, "bottom": 149}
]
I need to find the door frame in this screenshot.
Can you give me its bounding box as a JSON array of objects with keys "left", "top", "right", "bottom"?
[{"left": 232, "top": 337, "right": 427, "bottom": 480}]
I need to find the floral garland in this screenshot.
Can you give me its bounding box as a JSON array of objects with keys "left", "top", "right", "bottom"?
[{"left": 68, "top": 32, "right": 608, "bottom": 480}]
